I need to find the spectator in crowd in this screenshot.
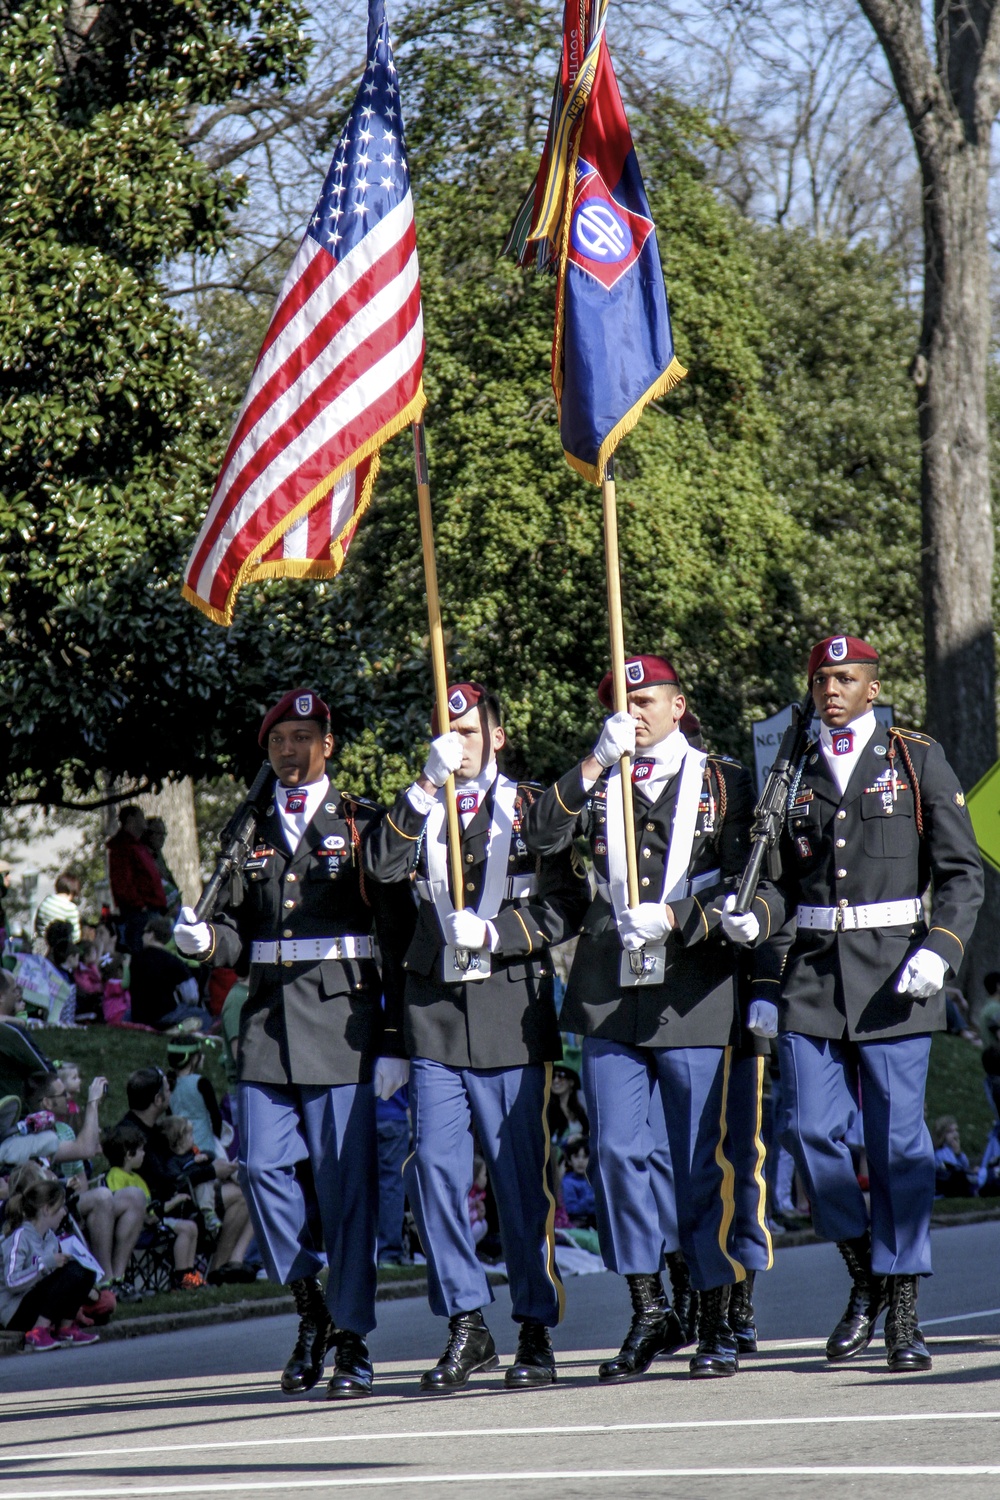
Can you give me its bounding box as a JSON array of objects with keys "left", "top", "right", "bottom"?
[
  {"left": 979, "top": 973, "right": 1000, "bottom": 1049},
  {"left": 33, "top": 874, "right": 82, "bottom": 946},
  {"left": 160, "top": 1113, "right": 222, "bottom": 1236},
  {"left": 21, "top": 1072, "right": 145, "bottom": 1286},
  {"left": 41, "top": 921, "right": 79, "bottom": 1025},
  {"left": 561, "top": 1137, "right": 597, "bottom": 1228},
  {"left": 0, "top": 968, "right": 24, "bottom": 1019},
  {"left": 932, "top": 1117, "right": 976, "bottom": 1198},
  {"left": 0, "top": 1178, "right": 99, "bottom": 1349},
  {"left": 128, "top": 917, "right": 212, "bottom": 1032},
  {"left": 547, "top": 1064, "right": 589, "bottom": 1149},
  {"left": 119, "top": 1067, "right": 254, "bottom": 1282},
  {"left": 102, "top": 1122, "right": 205, "bottom": 1291},
  {"left": 166, "top": 1040, "right": 224, "bottom": 1156},
  {"left": 107, "top": 806, "right": 166, "bottom": 955},
  {"left": 376, "top": 1084, "right": 410, "bottom": 1267},
  {"left": 141, "top": 819, "right": 181, "bottom": 914},
  {"left": 100, "top": 953, "right": 131, "bottom": 1026},
  {"left": 468, "top": 1158, "right": 488, "bottom": 1246},
  {"left": 0, "top": 858, "right": 11, "bottom": 944},
  {"left": 72, "top": 945, "right": 103, "bottom": 1022},
  {"left": 55, "top": 1061, "right": 82, "bottom": 1121}
]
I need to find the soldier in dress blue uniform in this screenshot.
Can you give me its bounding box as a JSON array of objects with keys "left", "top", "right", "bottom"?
[
  {"left": 521, "top": 655, "right": 774, "bottom": 1379},
  {"left": 174, "top": 688, "right": 411, "bottom": 1399},
  {"left": 363, "top": 683, "right": 589, "bottom": 1394},
  {"left": 723, "top": 635, "right": 984, "bottom": 1371}
]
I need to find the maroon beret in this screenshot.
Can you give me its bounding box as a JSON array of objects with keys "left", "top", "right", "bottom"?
[
  {"left": 258, "top": 688, "right": 331, "bottom": 747},
  {"left": 597, "top": 655, "right": 679, "bottom": 710},
  {"left": 807, "top": 635, "right": 879, "bottom": 684},
  {"left": 679, "top": 709, "right": 702, "bottom": 739},
  {"left": 431, "top": 682, "right": 486, "bottom": 736}
]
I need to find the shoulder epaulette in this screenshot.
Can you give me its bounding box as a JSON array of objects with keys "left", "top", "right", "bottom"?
[
  {"left": 342, "top": 793, "right": 382, "bottom": 814},
  {"left": 706, "top": 753, "right": 742, "bottom": 768},
  {"left": 516, "top": 779, "right": 544, "bottom": 794},
  {"left": 890, "top": 726, "right": 934, "bottom": 745}
]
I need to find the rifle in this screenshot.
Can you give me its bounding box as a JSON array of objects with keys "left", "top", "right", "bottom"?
[
  {"left": 734, "top": 690, "right": 814, "bottom": 914},
  {"left": 194, "top": 761, "right": 276, "bottom": 922}
]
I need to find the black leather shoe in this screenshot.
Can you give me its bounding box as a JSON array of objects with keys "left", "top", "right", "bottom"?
[
  {"left": 599, "top": 1273, "right": 686, "bottom": 1382},
  {"left": 689, "top": 1286, "right": 739, "bottom": 1378},
  {"left": 885, "top": 1275, "right": 932, "bottom": 1371},
  {"left": 325, "top": 1331, "right": 374, "bottom": 1399},
  {"left": 505, "top": 1319, "right": 556, "bottom": 1388},
  {"left": 281, "top": 1278, "right": 336, "bottom": 1394},
  {"left": 826, "top": 1233, "right": 888, "bottom": 1361},
  {"left": 728, "top": 1270, "right": 758, "bottom": 1355},
  {"left": 419, "top": 1310, "right": 499, "bottom": 1394},
  {"left": 666, "top": 1251, "right": 699, "bottom": 1346}
]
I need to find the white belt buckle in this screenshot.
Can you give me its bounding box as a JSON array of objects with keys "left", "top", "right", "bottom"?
[
  {"left": 329, "top": 937, "right": 344, "bottom": 962},
  {"left": 443, "top": 945, "right": 491, "bottom": 984},
  {"left": 619, "top": 944, "right": 667, "bottom": 987}
]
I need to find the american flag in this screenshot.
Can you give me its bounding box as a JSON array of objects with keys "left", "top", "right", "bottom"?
[{"left": 183, "top": 0, "right": 425, "bottom": 625}]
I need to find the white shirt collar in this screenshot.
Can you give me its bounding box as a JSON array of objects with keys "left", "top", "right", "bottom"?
[
  {"left": 632, "top": 729, "right": 688, "bottom": 801},
  {"left": 819, "top": 710, "right": 877, "bottom": 796},
  {"left": 276, "top": 773, "right": 329, "bottom": 853}
]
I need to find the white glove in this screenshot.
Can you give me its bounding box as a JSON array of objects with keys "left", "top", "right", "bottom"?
[
  {"left": 444, "top": 909, "right": 489, "bottom": 951},
  {"left": 747, "top": 999, "right": 778, "bottom": 1038},
  {"left": 896, "top": 948, "right": 948, "bottom": 1000},
  {"left": 721, "top": 893, "right": 760, "bottom": 946},
  {"left": 173, "top": 905, "right": 212, "bottom": 958},
  {"left": 618, "top": 902, "right": 671, "bottom": 951},
  {"left": 592, "top": 711, "right": 636, "bottom": 768},
  {"left": 422, "top": 732, "right": 464, "bottom": 787},
  {"left": 372, "top": 1057, "right": 410, "bottom": 1100}
]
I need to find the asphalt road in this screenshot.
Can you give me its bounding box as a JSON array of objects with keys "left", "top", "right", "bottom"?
[{"left": 2, "top": 1222, "right": 1000, "bottom": 1499}]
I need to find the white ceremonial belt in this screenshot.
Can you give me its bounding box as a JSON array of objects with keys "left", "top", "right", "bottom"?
[
  {"left": 796, "top": 899, "right": 922, "bottom": 932},
  {"left": 506, "top": 875, "right": 537, "bottom": 900},
  {"left": 250, "top": 936, "right": 374, "bottom": 964}
]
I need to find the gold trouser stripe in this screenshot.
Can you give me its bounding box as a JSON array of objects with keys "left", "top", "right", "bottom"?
[
  {"left": 539, "top": 1061, "right": 566, "bottom": 1323},
  {"left": 750, "top": 1055, "right": 773, "bottom": 1270},
  {"left": 714, "top": 1045, "right": 745, "bottom": 1283}
]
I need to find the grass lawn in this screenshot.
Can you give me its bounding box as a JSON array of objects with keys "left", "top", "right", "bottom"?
[{"left": 925, "top": 1031, "right": 995, "bottom": 1160}]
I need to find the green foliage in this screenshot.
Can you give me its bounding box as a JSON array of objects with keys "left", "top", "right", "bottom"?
[
  {"left": 0, "top": 0, "right": 931, "bottom": 807},
  {"left": 745, "top": 227, "right": 925, "bottom": 722}
]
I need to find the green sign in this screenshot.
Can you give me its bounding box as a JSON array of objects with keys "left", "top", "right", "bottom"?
[{"left": 966, "top": 757, "right": 1000, "bottom": 874}]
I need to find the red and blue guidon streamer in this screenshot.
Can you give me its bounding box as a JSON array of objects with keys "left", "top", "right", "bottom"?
[{"left": 508, "top": 1, "right": 685, "bottom": 483}]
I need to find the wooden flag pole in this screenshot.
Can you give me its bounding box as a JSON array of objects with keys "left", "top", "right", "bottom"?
[
  {"left": 412, "top": 421, "right": 465, "bottom": 910},
  {"left": 601, "top": 456, "right": 640, "bottom": 908}
]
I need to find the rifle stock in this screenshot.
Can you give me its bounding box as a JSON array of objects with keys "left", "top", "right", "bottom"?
[
  {"left": 734, "top": 691, "right": 814, "bottom": 915},
  {"left": 194, "top": 761, "right": 275, "bottom": 922}
]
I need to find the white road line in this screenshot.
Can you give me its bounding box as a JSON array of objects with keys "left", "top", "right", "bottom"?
[
  {"left": 6, "top": 1465, "right": 1000, "bottom": 1496},
  {"left": 922, "top": 1307, "right": 1000, "bottom": 1328},
  {"left": 2, "top": 1412, "right": 998, "bottom": 1467}
]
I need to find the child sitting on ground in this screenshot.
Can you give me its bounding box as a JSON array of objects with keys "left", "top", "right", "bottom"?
[
  {"left": 561, "top": 1137, "right": 597, "bottom": 1228},
  {"left": 72, "top": 946, "right": 103, "bottom": 1022},
  {"left": 160, "top": 1115, "right": 222, "bottom": 1236},
  {"left": 101, "top": 1123, "right": 205, "bottom": 1291},
  {"left": 0, "top": 1178, "right": 99, "bottom": 1350},
  {"left": 932, "top": 1116, "right": 976, "bottom": 1198},
  {"left": 101, "top": 954, "right": 131, "bottom": 1026}
]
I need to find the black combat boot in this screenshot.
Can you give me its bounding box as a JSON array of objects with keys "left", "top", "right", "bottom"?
[
  {"left": 281, "top": 1277, "right": 336, "bottom": 1393},
  {"left": 728, "top": 1270, "right": 758, "bottom": 1355},
  {"left": 884, "top": 1275, "right": 932, "bottom": 1372},
  {"left": 666, "top": 1251, "right": 699, "bottom": 1346},
  {"left": 689, "top": 1285, "right": 738, "bottom": 1378},
  {"left": 325, "top": 1330, "right": 374, "bottom": 1398},
  {"left": 598, "top": 1273, "right": 685, "bottom": 1383},
  {"left": 419, "top": 1310, "right": 499, "bottom": 1394},
  {"left": 826, "top": 1233, "right": 887, "bottom": 1361},
  {"left": 505, "top": 1319, "right": 556, "bottom": 1388}
]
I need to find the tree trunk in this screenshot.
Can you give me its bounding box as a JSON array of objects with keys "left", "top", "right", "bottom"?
[{"left": 917, "top": 144, "right": 996, "bottom": 788}]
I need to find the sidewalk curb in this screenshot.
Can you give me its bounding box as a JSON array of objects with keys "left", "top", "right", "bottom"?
[{"left": 0, "top": 1272, "right": 509, "bottom": 1357}]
